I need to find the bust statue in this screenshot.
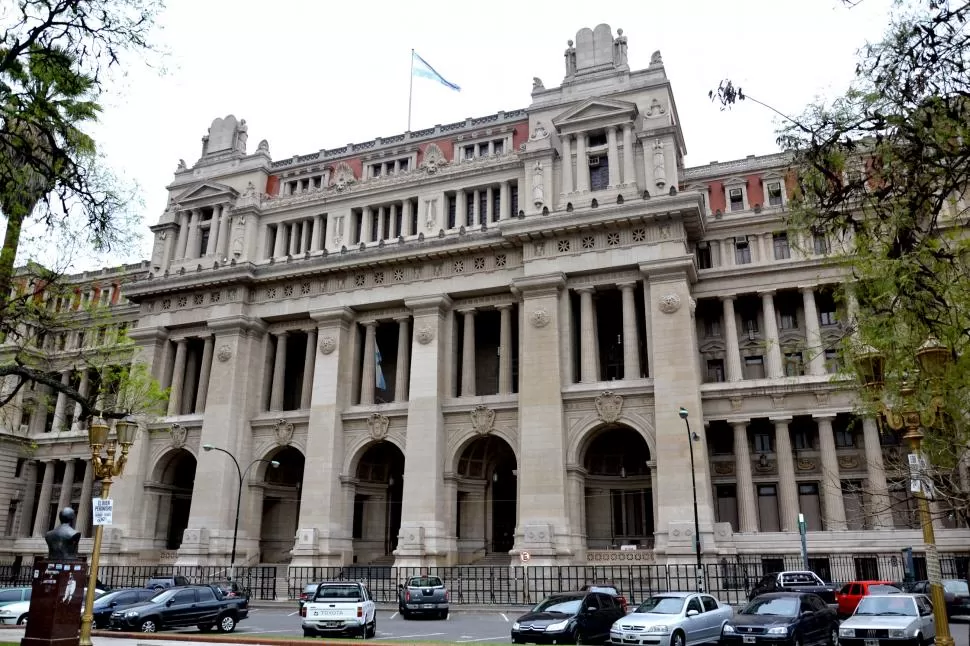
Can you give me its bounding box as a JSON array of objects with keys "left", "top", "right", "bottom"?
[{"left": 45, "top": 507, "right": 81, "bottom": 559}]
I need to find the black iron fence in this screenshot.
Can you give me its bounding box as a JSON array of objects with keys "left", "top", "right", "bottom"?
[{"left": 2, "top": 552, "right": 967, "bottom": 603}]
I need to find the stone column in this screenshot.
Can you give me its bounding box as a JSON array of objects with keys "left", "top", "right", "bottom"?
[
  {"left": 499, "top": 182, "right": 510, "bottom": 220},
  {"left": 273, "top": 223, "right": 287, "bottom": 257},
  {"left": 607, "top": 127, "right": 620, "bottom": 187},
  {"left": 647, "top": 460, "right": 658, "bottom": 527},
  {"left": 561, "top": 135, "right": 573, "bottom": 194},
  {"left": 618, "top": 282, "right": 641, "bottom": 379},
  {"left": 19, "top": 461, "right": 37, "bottom": 537},
  {"left": 733, "top": 422, "right": 757, "bottom": 532},
  {"left": 510, "top": 274, "right": 575, "bottom": 563},
  {"left": 166, "top": 339, "right": 188, "bottom": 416},
  {"left": 396, "top": 295, "right": 454, "bottom": 566},
  {"left": 359, "top": 322, "right": 377, "bottom": 405},
  {"left": 195, "top": 335, "right": 215, "bottom": 413},
  {"left": 376, "top": 207, "right": 385, "bottom": 241},
  {"left": 32, "top": 461, "right": 56, "bottom": 536},
  {"left": 394, "top": 317, "right": 410, "bottom": 403},
  {"left": 622, "top": 124, "right": 636, "bottom": 186},
  {"left": 270, "top": 332, "right": 288, "bottom": 411},
  {"left": 289, "top": 223, "right": 300, "bottom": 255},
  {"left": 472, "top": 191, "right": 480, "bottom": 227},
  {"left": 861, "top": 417, "right": 894, "bottom": 529},
  {"left": 71, "top": 370, "right": 90, "bottom": 431},
  {"left": 76, "top": 459, "right": 94, "bottom": 537},
  {"left": 801, "top": 287, "right": 826, "bottom": 376},
  {"left": 175, "top": 211, "right": 190, "bottom": 259},
  {"left": 215, "top": 206, "right": 231, "bottom": 259},
  {"left": 51, "top": 370, "right": 71, "bottom": 432},
  {"left": 206, "top": 206, "right": 221, "bottom": 256},
  {"left": 575, "top": 133, "right": 589, "bottom": 192},
  {"left": 311, "top": 215, "right": 325, "bottom": 251},
  {"left": 56, "top": 459, "right": 75, "bottom": 512},
  {"left": 577, "top": 288, "right": 598, "bottom": 383},
  {"left": 816, "top": 415, "right": 847, "bottom": 530},
  {"left": 486, "top": 187, "right": 495, "bottom": 224},
  {"left": 361, "top": 207, "right": 373, "bottom": 242},
  {"left": 402, "top": 201, "right": 413, "bottom": 236},
  {"left": 498, "top": 304, "right": 513, "bottom": 394},
  {"left": 721, "top": 296, "right": 743, "bottom": 382},
  {"left": 761, "top": 291, "right": 784, "bottom": 378},
  {"left": 456, "top": 190, "right": 466, "bottom": 229},
  {"left": 773, "top": 417, "right": 799, "bottom": 532},
  {"left": 642, "top": 280, "right": 653, "bottom": 377},
  {"left": 460, "top": 309, "right": 476, "bottom": 397},
  {"left": 185, "top": 209, "right": 201, "bottom": 260},
  {"left": 161, "top": 227, "right": 176, "bottom": 270},
  {"left": 300, "top": 218, "right": 311, "bottom": 253},
  {"left": 301, "top": 328, "right": 317, "bottom": 409}
]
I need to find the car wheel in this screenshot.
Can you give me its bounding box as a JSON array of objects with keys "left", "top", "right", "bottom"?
[
  {"left": 829, "top": 625, "right": 838, "bottom": 646},
  {"left": 303, "top": 628, "right": 316, "bottom": 638},
  {"left": 217, "top": 614, "right": 236, "bottom": 633},
  {"left": 17, "top": 614, "right": 27, "bottom": 626},
  {"left": 139, "top": 618, "right": 158, "bottom": 633},
  {"left": 439, "top": 609, "right": 448, "bottom": 620},
  {"left": 671, "top": 629, "right": 686, "bottom": 646},
  {"left": 366, "top": 617, "right": 377, "bottom": 638},
  {"left": 573, "top": 629, "right": 584, "bottom": 645},
  {"left": 400, "top": 609, "right": 410, "bottom": 620}
]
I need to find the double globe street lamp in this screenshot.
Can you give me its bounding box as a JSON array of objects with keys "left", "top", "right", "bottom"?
[
  {"left": 202, "top": 444, "right": 279, "bottom": 583},
  {"left": 855, "top": 337, "right": 955, "bottom": 646},
  {"left": 79, "top": 414, "right": 138, "bottom": 646}
]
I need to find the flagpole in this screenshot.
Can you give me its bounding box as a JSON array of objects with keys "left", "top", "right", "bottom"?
[{"left": 408, "top": 48, "right": 414, "bottom": 132}]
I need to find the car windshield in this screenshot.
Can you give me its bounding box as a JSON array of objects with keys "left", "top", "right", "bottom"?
[
  {"left": 588, "top": 586, "right": 618, "bottom": 595},
  {"left": 944, "top": 581, "right": 969, "bottom": 595},
  {"left": 868, "top": 585, "right": 902, "bottom": 595},
  {"left": 409, "top": 577, "right": 443, "bottom": 587},
  {"left": 532, "top": 596, "right": 583, "bottom": 615},
  {"left": 149, "top": 589, "right": 177, "bottom": 603},
  {"left": 855, "top": 596, "right": 916, "bottom": 616},
  {"left": 743, "top": 597, "right": 799, "bottom": 617},
  {"left": 316, "top": 585, "right": 362, "bottom": 601},
  {"left": 635, "top": 596, "right": 686, "bottom": 614}
]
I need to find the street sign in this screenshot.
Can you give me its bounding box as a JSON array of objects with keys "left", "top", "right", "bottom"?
[
  {"left": 520, "top": 551, "right": 531, "bottom": 564},
  {"left": 92, "top": 498, "right": 113, "bottom": 526}
]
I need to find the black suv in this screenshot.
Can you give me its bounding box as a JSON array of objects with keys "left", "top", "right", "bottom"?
[
  {"left": 145, "top": 575, "right": 191, "bottom": 590},
  {"left": 108, "top": 584, "right": 249, "bottom": 633}
]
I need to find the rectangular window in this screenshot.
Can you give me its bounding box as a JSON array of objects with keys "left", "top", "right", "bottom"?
[
  {"left": 824, "top": 349, "right": 840, "bottom": 373},
  {"left": 773, "top": 233, "right": 791, "bottom": 259},
  {"left": 754, "top": 432, "right": 773, "bottom": 453},
  {"left": 835, "top": 429, "right": 855, "bottom": 448},
  {"left": 742, "top": 315, "right": 759, "bottom": 335},
  {"left": 478, "top": 142, "right": 489, "bottom": 157},
  {"left": 844, "top": 481, "right": 867, "bottom": 531},
  {"left": 399, "top": 158, "right": 409, "bottom": 172},
  {"left": 510, "top": 185, "right": 519, "bottom": 216},
  {"left": 767, "top": 181, "right": 784, "bottom": 206},
  {"left": 465, "top": 193, "right": 475, "bottom": 226},
  {"left": 4, "top": 501, "right": 16, "bottom": 537},
  {"left": 813, "top": 232, "right": 830, "bottom": 254},
  {"left": 716, "top": 485, "right": 739, "bottom": 530},
  {"left": 14, "top": 458, "right": 25, "bottom": 478},
  {"left": 447, "top": 195, "right": 457, "bottom": 229},
  {"left": 464, "top": 145, "right": 475, "bottom": 160},
  {"left": 696, "top": 243, "right": 712, "bottom": 269},
  {"left": 352, "top": 495, "right": 365, "bottom": 539},
  {"left": 704, "top": 318, "right": 721, "bottom": 338},
  {"left": 706, "top": 359, "right": 725, "bottom": 383},
  {"left": 493, "top": 140, "right": 504, "bottom": 155},
  {"left": 371, "top": 163, "right": 382, "bottom": 177},
  {"left": 793, "top": 430, "right": 812, "bottom": 451},
  {"left": 588, "top": 132, "right": 607, "bottom": 147},
  {"left": 590, "top": 156, "right": 609, "bottom": 191},
  {"left": 734, "top": 238, "right": 751, "bottom": 264},
  {"left": 479, "top": 192, "right": 488, "bottom": 220},
  {"left": 779, "top": 309, "right": 798, "bottom": 330},
  {"left": 729, "top": 188, "right": 744, "bottom": 211},
  {"left": 744, "top": 355, "right": 765, "bottom": 379},
  {"left": 798, "top": 483, "right": 822, "bottom": 531},
  {"left": 757, "top": 485, "right": 780, "bottom": 532},
  {"left": 784, "top": 352, "right": 804, "bottom": 376}
]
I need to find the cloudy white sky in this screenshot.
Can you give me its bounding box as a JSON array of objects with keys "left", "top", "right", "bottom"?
[{"left": 49, "top": 0, "right": 896, "bottom": 271}]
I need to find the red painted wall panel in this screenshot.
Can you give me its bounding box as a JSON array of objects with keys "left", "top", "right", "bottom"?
[
  {"left": 708, "top": 180, "right": 726, "bottom": 214},
  {"left": 746, "top": 174, "right": 764, "bottom": 208}
]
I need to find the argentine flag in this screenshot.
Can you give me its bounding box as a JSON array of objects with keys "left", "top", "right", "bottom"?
[
  {"left": 375, "top": 343, "right": 387, "bottom": 391},
  {"left": 412, "top": 51, "right": 461, "bottom": 92}
]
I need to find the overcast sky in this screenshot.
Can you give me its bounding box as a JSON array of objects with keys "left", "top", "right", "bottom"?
[{"left": 42, "top": 0, "right": 896, "bottom": 272}]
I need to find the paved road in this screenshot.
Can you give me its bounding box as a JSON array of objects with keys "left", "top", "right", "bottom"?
[{"left": 141, "top": 607, "right": 970, "bottom": 645}]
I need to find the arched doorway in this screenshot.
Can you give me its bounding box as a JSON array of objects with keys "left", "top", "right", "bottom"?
[
  {"left": 582, "top": 426, "right": 653, "bottom": 549},
  {"left": 152, "top": 450, "right": 196, "bottom": 550},
  {"left": 260, "top": 446, "right": 305, "bottom": 563},
  {"left": 456, "top": 436, "right": 517, "bottom": 558},
  {"left": 353, "top": 442, "right": 404, "bottom": 564}
]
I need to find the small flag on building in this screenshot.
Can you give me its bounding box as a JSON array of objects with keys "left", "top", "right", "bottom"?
[{"left": 411, "top": 51, "right": 461, "bottom": 92}]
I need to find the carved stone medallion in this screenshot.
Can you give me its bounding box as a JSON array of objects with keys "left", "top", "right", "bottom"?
[
  {"left": 594, "top": 391, "right": 624, "bottom": 424},
  {"left": 530, "top": 309, "right": 550, "bottom": 328},
  {"left": 319, "top": 336, "right": 336, "bottom": 355},
  {"left": 658, "top": 293, "right": 681, "bottom": 314},
  {"left": 274, "top": 418, "right": 295, "bottom": 446},
  {"left": 216, "top": 344, "right": 233, "bottom": 362},
  {"left": 470, "top": 405, "right": 495, "bottom": 436},
  {"left": 416, "top": 325, "right": 435, "bottom": 345},
  {"left": 367, "top": 413, "right": 390, "bottom": 442},
  {"left": 170, "top": 424, "right": 187, "bottom": 449},
  {"left": 838, "top": 455, "right": 860, "bottom": 470}
]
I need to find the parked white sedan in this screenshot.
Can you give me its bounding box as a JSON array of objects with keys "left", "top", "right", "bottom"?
[
  {"left": 610, "top": 592, "right": 733, "bottom": 646},
  {"left": 0, "top": 599, "right": 29, "bottom": 625},
  {"left": 838, "top": 594, "right": 936, "bottom": 646}
]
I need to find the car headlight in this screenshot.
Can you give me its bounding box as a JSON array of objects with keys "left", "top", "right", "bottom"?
[
  {"left": 839, "top": 628, "right": 855, "bottom": 638},
  {"left": 888, "top": 629, "right": 905, "bottom": 638},
  {"left": 124, "top": 610, "right": 140, "bottom": 618},
  {"left": 722, "top": 625, "right": 736, "bottom": 634},
  {"left": 645, "top": 625, "right": 670, "bottom": 634},
  {"left": 546, "top": 620, "right": 570, "bottom": 631},
  {"left": 766, "top": 626, "right": 789, "bottom": 635},
  {"left": 512, "top": 622, "right": 520, "bottom": 631},
  {"left": 0, "top": 610, "right": 13, "bottom": 617}
]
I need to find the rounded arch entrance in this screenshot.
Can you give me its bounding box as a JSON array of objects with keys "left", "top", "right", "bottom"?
[
  {"left": 455, "top": 435, "right": 517, "bottom": 557},
  {"left": 259, "top": 446, "right": 305, "bottom": 563},
  {"left": 151, "top": 449, "right": 196, "bottom": 550},
  {"left": 352, "top": 441, "right": 405, "bottom": 564},
  {"left": 580, "top": 425, "right": 654, "bottom": 550}
]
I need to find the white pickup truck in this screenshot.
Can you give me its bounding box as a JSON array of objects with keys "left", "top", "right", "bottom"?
[{"left": 300, "top": 581, "right": 377, "bottom": 639}]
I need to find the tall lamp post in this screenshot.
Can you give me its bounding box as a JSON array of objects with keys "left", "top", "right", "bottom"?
[
  {"left": 856, "top": 337, "right": 955, "bottom": 646},
  {"left": 678, "top": 407, "right": 704, "bottom": 592},
  {"left": 79, "top": 415, "right": 138, "bottom": 646},
  {"left": 202, "top": 444, "right": 279, "bottom": 583}
]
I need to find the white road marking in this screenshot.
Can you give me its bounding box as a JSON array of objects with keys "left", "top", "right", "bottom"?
[
  {"left": 384, "top": 632, "right": 447, "bottom": 639},
  {"left": 457, "top": 636, "right": 511, "bottom": 643},
  {"left": 287, "top": 611, "right": 299, "bottom": 616},
  {"left": 500, "top": 613, "right": 510, "bottom": 622},
  {"left": 389, "top": 612, "right": 398, "bottom": 619},
  {"left": 243, "top": 629, "right": 297, "bottom": 634}
]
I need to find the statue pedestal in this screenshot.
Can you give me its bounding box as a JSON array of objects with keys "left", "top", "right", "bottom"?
[{"left": 21, "top": 558, "right": 87, "bottom": 646}]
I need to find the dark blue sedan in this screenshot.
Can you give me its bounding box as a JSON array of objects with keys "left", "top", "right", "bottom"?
[{"left": 721, "top": 592, "right": 838, "bottom": 646}]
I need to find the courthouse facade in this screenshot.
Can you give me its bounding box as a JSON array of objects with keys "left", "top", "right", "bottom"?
[{"left": 1, "top": 24, "right": 968, "bottom": 569}]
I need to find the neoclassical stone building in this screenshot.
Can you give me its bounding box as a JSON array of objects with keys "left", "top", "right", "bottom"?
[{"left": 2, "top": 23, "right": 968, "bottom": 570}]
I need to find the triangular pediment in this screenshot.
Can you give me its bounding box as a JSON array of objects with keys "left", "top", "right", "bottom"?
[
  {"left": 175, "top": 181, "right": 238, "bottom": 204},
  {"left": 552, "top": 98, "right": 637, "bottom": 128}
]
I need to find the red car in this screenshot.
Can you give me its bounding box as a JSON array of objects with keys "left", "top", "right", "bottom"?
[{"left": 836, "top": 580, "right": 897, "bottom": 617}]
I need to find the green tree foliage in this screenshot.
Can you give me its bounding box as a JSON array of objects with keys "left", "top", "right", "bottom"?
[{"left": 712, "top": 1, "right": 970, "bottom": 523}]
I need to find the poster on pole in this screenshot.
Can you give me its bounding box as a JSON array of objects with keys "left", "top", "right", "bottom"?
[{"left": 92, "top": 498, "right": 113, "bottom": 525}]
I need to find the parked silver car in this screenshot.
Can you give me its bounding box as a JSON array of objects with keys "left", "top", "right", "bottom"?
[
  {"left": 609, "top": 592, "right": 733, "bottom": 646},
  {"left": 838, "top": 594, "right": 936, "bottom": 646}
]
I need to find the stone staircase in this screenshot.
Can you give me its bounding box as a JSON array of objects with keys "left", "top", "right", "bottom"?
[
  {"left": 475, "top": 552, "right": 512, "bottom": 567},
  {"left": 364, "top": 555, "right": 396, "bottom": 567}
]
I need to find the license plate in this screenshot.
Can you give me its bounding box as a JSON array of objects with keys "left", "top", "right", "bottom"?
[
  {"left": 325, "top": 621, "right": 341, "bottom": 628},
  {"left": 743, "top": 636, "right": 757, "bottom": 644},
  {"left": 864, "top": 641, "right": 880, "bottom": 646},
  {"left": 422, "top": 603, "right": 434, "bottom": 608}
]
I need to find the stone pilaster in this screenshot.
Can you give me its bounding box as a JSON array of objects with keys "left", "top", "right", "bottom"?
[
  {"left": 772, "top": 417, "right": 799, "bottom": 532},
  {"left": 561, "top": 135, "right": 573, "bottom": 195},
  {"left": 301, "top": 328, "right": 317, "bottom": 409},
  {"left": 395, "top": 295, "right": 454, "bottom": 567},
  {"left": 816, "top": 415, "right": 847, "bottom": 530},
  {"left": 510, "top": 273, "right": 576, "bottom": 564},
  {"left": 622, "top": 123, "right": 636, "bottom": 186},
  {"left": 732, "top": 422, "right": 757, "bottom": 532},
  {"left": 293, "top": 308, "right": 356, "bottom": 566}
]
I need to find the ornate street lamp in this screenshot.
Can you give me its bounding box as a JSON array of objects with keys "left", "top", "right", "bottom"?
[
  {"left": 679, "top": 407, "right": 704, "bottom": 593},
  {"left": 79, "top": 414, "right": 138, "bottom": 646},
  {"left": 853, "top": 338, "right": 955, "bottom": 646}
]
